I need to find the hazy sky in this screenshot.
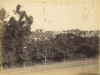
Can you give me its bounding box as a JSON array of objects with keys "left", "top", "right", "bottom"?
[{"left": 1, "top": 0, "right": 100, "bottom": 31}]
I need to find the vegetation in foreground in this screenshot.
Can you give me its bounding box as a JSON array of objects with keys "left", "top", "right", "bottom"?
[{"left": 0, "top": 5, "right": 99, "bottom": 68}]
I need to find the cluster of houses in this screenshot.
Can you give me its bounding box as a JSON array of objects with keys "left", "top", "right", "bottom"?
[{"left": 25, "top": 29, "right": 99, "bottom": 42}]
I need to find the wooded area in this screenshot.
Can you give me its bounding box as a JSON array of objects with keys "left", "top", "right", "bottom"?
[{"left": 0, "top": 5, "right": 99, "bottom": 68}]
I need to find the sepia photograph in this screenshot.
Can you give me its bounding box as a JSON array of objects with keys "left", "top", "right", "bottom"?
[{"left": 0, "top": 0, "right": 100, "bottom": 75}]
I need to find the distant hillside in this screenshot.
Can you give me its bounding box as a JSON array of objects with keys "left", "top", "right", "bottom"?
[{"left": 25, "top": 29, "right": 99, "bottom": 42}]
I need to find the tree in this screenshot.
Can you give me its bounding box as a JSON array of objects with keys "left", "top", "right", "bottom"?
[
  {"left": 36, "top": 40, "right": 48, "bottom": 64},
  {"left": 0, "top": 8, "right": 6, "bottom": 69},
  {"left": 0, "top": 8, "right": 6, "bottom": 21},
  {"left": 2, "top": 4, "right": 33, "bottom": 67}
]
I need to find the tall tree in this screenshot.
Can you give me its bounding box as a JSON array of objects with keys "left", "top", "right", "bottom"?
[
  {"left": 2, "top": 4, "right": 33, "bottom": 67},
  {"left": 0, "top": 8, "right": 6, "bottom": 69}
]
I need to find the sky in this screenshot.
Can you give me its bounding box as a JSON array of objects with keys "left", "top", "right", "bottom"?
[{"left": 0, "top": 0, "right": 100, "bottom": 31}]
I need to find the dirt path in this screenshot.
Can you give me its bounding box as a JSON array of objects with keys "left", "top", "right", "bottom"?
[{"left": 0, "top": 58, "right": 99, "bottom": 75}]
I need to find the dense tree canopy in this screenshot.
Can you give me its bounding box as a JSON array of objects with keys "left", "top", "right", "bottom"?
[
  {"left": 1, "top": 5, "right": 99, "bottom": 68},
  {"left": 2, "top": 4, "right": 33, "bottom": 67}
]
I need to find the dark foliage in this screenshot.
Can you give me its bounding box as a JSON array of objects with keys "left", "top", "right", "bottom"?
[
  {"left": 1, "top": 5, "right": 99, "bottom": 68},
  {"left": 2, "top": 5, "right": 33, "bottom": 67}
]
